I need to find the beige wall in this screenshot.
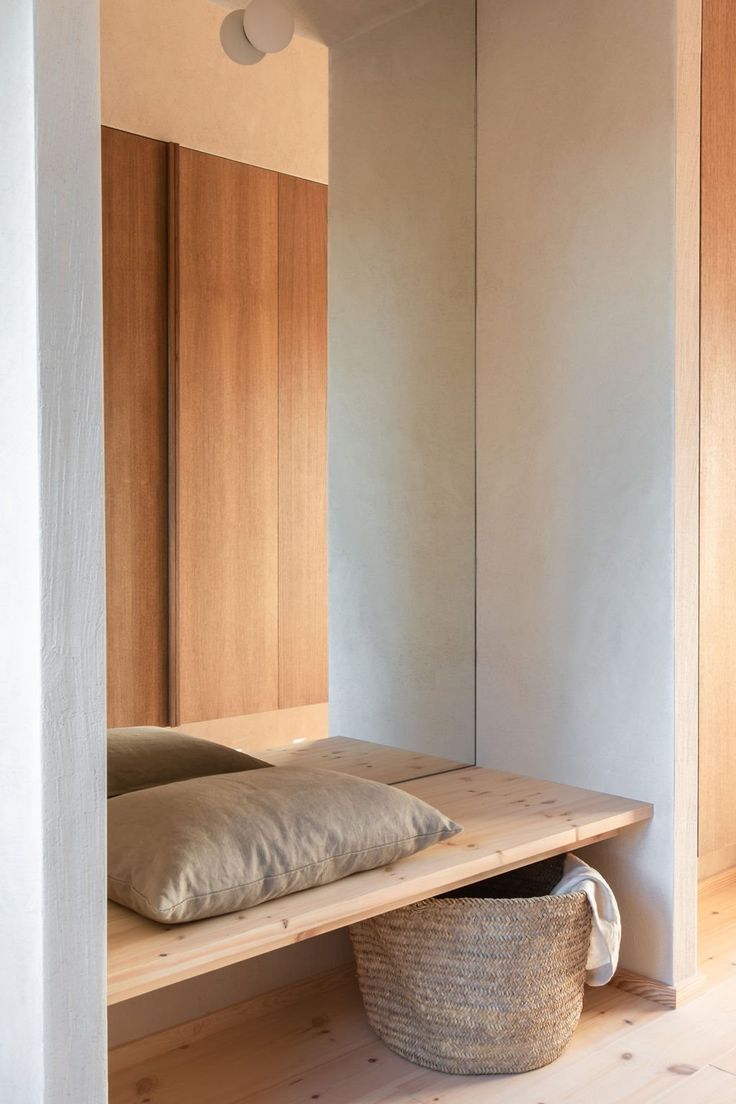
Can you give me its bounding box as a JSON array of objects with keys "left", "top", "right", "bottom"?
[
  {"left": 475, "top": 0, "right": 699, "bottom": 988},
  {"left": 100, "top": 0, "right": 328, "bottom": 182},
  {"left": 328, "top": 0, "right": 476, "bottom": 762}
]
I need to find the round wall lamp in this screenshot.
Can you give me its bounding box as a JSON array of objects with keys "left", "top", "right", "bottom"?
[{"left": 220, "top": 0, "right": 295, "bottom": 66}]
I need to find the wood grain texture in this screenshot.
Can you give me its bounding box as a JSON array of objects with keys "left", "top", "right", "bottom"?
[
  {"left": 611, "top": 968, "right": 706, "bottom": 1010},
  {"left": 173, "top": 701, "right": 329, "bottom": 752},
  {"left": 107, "top": 758, "right": 651, "bottom": 1004},
  {"left": 167, "top": 143, "right": 180, "bottom": 726},
  {"left": 700, "top": 0, "right": 736, "bottom": 858},
  {"left": 175, "top": 725, "right": 466, "bottom": 780},
  {"left": 700, "top": 845, "right": 736, "bottom": 882},
  {"left": 109, "top": 880, "right": 736, "bottom": 1103},
  {"left": 278, "top": 174, "right": 328, "bottom": 708},
  {"left": 258, "top": 735, "right": 468, "bottom": 783},
  {"left": 172, "top": 147, "right": 279, "bottom": 724},
  {"left": 108, "top": 964, "right": 357, "bottom": 1075},
  {"left": 102, "top": 127, "right": 169, "bottom": 727},
  {"left": 698, "top": 870, "right": 736, "bottom": 989},
  {"left": 108, "top": 974, "right": 659, "bottom": 1104},
  {"left": 673, "top": 0, "right": 701, "bottom": 985}
]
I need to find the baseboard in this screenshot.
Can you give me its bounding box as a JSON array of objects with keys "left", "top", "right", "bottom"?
[
  {"left": 610, "top": 968, "right": 706, "bottom": 1009},
  {"left": 699, "top": 861, "right": 736, "bottom": 895},
  {"left": 699, "top": 845, "right": 736, "bottom": 882}
]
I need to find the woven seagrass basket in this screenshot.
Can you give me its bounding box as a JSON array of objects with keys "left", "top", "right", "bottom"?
[{"left": 349, "top": 856, "right": 592, "bottom": 1075}]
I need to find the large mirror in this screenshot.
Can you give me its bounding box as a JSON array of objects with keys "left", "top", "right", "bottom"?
[{"left": 101, "top": 0, "right": 476, "bottom": 779}]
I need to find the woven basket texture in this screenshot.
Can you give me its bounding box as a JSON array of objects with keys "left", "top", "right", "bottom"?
[{"left": 350, "top": 856, "right": 592, "bottom": 1075}]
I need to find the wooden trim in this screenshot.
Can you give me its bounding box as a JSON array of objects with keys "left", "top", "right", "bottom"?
[
  {"left": 167, "top": 142, "right": 180, "bottom": 727},
  {"left": 611, "top": 967, "right": 706, "bottom": 1010},
  {"left": 699, "top": 857, "right": 736, "bottom": 890},
  {"left": 699, "top": 0, "right": 736, "bottom": 861},
  {"left": 673, "top": 0, "right": 702, "bottom": 988},
  {"left": 102, "top": 127, "right": 170, "bottom": 727},
  {"left": 277, "top": 173, "right": 328, "bottom": 708}
]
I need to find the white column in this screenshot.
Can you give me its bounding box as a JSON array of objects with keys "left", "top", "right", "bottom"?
[{"left": 0, "top": 1, "right": 107, "bottom": 1100}]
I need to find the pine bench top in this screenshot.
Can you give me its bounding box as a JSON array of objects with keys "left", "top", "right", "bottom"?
[{"left": 108, "top": 741, "right": 652, "bottom": 1004}]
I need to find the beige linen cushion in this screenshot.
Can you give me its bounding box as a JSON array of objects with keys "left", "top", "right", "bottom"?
[
  {"left": 107, "top": 727, "right": 269, "bottom": 798},
  {"left": 107, "top": 767, "right": 462, "bottom": 923}
]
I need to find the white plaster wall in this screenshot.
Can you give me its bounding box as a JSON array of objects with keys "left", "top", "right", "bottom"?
[
  {"left": 0, "top": 0, "right": 107, "bottom": 1099},
  {"left": 100, "top": 0, "right": 328, "bottom": 182},
  {"left": 329, "top": 0, "right": 476, "bottom": 761},
  {"left": 476, "top": 0, "right": 684, "bottom": 984},
  {"left": 0, "top": 5, "right": 45, "bottom": 1097}
]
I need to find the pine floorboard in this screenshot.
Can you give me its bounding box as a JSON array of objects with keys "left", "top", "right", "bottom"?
[{"left": 109, "top": 874, "right": 736, "bottom": 1104}]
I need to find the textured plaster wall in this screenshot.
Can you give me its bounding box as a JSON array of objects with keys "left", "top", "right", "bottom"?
[
  {"left": 0, "top": 0, "right": 107, "bottom": 1099},
  {"left": 476, "top": 0, "right": 684, "bottom": 984},
  {"left": 329, "top": 0, "right": 477, "bottom": 761}
]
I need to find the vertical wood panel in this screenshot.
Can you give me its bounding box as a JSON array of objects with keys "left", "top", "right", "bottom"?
[
  {"left": 102, "top": 127, "right": 169, "bottom": 727},
  {"left": 278, "top": 175, "right": 328, "bottom": 708},
  {"left": 173, "top": 148, "right": 279, "bottom": 723},
  {"left": 700, "top": 0, "right": 736, "bottom": 856},
  {"left": 673, "top": 0, "right": 701, "bottom": 983}
]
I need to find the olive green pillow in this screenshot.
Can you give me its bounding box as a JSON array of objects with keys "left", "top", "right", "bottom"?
[
  {"left": 107, "top": 767, "right": 462, "bottom": 923},
  {"left": 107, "top": 727, "right": 270, "bottom": 798}
]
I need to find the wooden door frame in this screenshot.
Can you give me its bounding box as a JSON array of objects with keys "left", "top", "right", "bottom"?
[{"left": 673, "top": 0, "right": 702, "bottom": 989}]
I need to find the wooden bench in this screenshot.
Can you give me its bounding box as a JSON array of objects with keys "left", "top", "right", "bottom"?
[{"left": 108, "top": 737, "right": 652, "bottom": 1005}]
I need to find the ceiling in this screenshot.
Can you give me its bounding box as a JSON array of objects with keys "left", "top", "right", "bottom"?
[{"left": 210, "top": 0, "right": 436, "bottom": 46}]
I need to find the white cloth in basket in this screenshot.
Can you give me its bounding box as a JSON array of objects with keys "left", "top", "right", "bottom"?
[{"left": 551, "top": 854, "right": 621, "bottom": 986}]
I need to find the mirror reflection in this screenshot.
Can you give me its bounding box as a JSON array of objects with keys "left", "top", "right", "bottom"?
[{"left": 102, "top": 0, "right": 476, "bottom": 784}]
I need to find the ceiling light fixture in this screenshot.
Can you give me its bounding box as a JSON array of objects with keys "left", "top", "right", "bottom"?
[{"left": 220, "top": 0, "right": 295, "bottom": 66}]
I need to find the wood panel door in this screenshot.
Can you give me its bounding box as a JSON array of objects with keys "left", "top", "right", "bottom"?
[
  {"left": 171, "top": 147, "right": 280, "bottom": 724},
  {"left": 102, "top": 127, "right": 169, "bottom": 727},
  {"left": 700, "top": 0, "right": 736, "bottom": 859},
  {"left": 278, "top": 175, "right": 328, "bottom": 708}
]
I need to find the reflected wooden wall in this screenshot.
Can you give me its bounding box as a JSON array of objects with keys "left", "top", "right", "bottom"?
[
  {"left": 102, "top": 130, "right": 327, "bottom": 727},
  {"left": 700, "top": 0, "right": 736, "bottom": 863},
  {"left": 102, "top": 128, "right": 169, "bottom": 728},
  {"left": 171, "top": 149, "right": 280, "bottom": 723},
  {"left": 278, "top": 175, "right": 328, "bottom": 709}
]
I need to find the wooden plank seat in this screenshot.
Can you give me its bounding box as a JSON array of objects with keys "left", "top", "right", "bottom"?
[{"left": 108, "top": 738, "right": 652, "bottom": 1005}]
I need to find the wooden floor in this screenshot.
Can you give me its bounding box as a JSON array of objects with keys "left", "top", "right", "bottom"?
[{"left": 109, "top": 874, "right": 736, "bottom": 1103}]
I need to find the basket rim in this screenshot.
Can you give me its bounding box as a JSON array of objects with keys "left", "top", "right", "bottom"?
[{"left": 411, "top": 889, "right": 590, "bottom": 908}]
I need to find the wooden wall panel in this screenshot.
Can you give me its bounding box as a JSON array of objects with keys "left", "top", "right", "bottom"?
[
  {"left": 172, "top": 148, "right": 279, "bottom": 724},
  {"left": 102, "top": 127, "right": 169, "bottom": 727},
  {"left": 278, "top": 175, "right": 328, "bottom": 708},
  {"left": 700, "top": 0, "right": 736, "bottom": 857}
]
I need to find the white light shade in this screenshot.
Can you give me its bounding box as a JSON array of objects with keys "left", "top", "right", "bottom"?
[
  {"left": 243, "top": 0, "right": 295, "bottom": 54},
  {"left": 220, "top": 9, "right": 265, "bottom": 65}
]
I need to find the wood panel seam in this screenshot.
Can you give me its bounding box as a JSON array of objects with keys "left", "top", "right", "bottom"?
[{"left": 167, "top": 142, "right": 180, "bottom": 726}]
